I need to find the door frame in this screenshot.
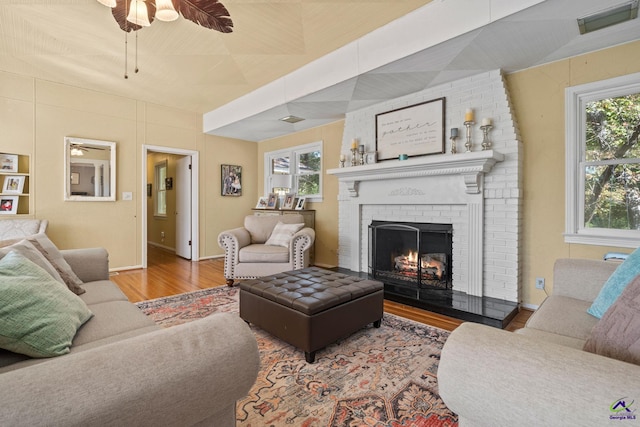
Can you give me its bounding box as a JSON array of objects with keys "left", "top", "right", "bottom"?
[{"left": 142, "top": 145, "right": 199, "bottom": 268}]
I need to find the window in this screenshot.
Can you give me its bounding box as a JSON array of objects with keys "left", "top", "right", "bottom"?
[
  {"left": 565, "top": 72, "right": 640, "bottom": 247},
  {"left": 155, "top": 160, "right": 167, "bottom": 217},
  {"left": 264, "top": 141, "right": 323, "bottom": 202}
]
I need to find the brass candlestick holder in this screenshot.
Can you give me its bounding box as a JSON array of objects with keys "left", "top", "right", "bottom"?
[
  {"left": 350, "top": 148, "right": 357, "bottom": 166},
  {"left": 450, "top": 136, "right": 459, "bottom": 154},
  {"left": 464, "top": 120, "right": 475, "bottom": 152},
  {"left": 480, "top": 125, "right": 493, "bottom": 150}
]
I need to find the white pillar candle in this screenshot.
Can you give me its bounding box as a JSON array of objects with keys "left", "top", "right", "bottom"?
[{"left": 482, "top": 118, "right": 492, "bottom": 126}]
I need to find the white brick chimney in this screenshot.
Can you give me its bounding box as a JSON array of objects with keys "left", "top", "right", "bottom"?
[{"left": 329, "top": 70, "right": 522, "bottom": 302}]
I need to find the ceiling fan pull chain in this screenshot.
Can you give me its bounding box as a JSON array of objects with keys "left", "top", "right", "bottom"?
[
  {"left": 124, "top": 32, "right": 129, "bottom": 79},
  {"left": 135, "top": 30, "right": 139, "bottom": 74}
]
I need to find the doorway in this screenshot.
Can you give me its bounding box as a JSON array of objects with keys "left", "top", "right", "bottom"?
[{"left": 142, "top": 145, "right": 199, "bottom": 268}]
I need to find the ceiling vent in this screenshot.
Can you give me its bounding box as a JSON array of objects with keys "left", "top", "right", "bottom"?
[{"left": 578, "top": 1, "right": 639, "bottom": 34}]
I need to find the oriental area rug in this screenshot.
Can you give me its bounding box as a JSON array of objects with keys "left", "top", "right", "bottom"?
[{"left": 136, "top": 287, "right": 458, "bottom": 427}]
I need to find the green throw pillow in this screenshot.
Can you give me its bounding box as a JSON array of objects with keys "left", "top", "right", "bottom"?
[{"left": 0, "top": 251, "right": 93, "bottom": 358}]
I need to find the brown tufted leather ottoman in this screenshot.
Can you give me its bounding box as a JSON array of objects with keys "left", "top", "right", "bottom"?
[{"left": 239, "top": 267, "right": 384, "bottom": 363}]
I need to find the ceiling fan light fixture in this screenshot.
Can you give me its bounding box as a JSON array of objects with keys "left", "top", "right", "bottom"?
[
  {"left": 155, "top": 0, "right": 179, "bottom": 22},
  {"left": 577, "top": 0, "right": 639, "bottom": 34},
  {"left": 97, "top": 0, "right": 116, "bottom": 7},
  {"left": 280, "top": 115, "right": 305, "bottom": 124},
  {"left": 126, "top": 0, "right": 151, "bottom": 27}
]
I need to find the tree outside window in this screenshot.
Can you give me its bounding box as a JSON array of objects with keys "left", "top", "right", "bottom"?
[
  {"left": 565, "top": 73, "right": 640, "bottom": 247},
  {"left": 265, "top": 141, "right": 322, "bottom": 201},
  {"left": 584, "top": 94, "right": 640, "bottom": 230}
]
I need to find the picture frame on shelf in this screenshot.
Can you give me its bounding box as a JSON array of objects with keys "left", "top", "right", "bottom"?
[
  {"left": 295, "top": 197, "right": 306, "bottom": 210},
  {"left": 255, "top": 196, "right": 268, "bottom": 209},
  {"left": 375, "top": 97, "right": 445, "bottom": 161},
  {"left": 282, "top": 193, "right": 296, "bottom": 210},
  {"left": 2, "top": 176, "right": 25, "bottom": 194},
  {"left": 0, "top": 154, "right": 18, "bottom": 173},
  {"left": 0, "top": 196, "right": 18, "bottom": 214},
  {"left": 266, "top": 193, "right": 278, "bottom": 209}
]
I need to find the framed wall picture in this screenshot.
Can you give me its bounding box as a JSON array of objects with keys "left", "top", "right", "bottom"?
[
  {"left": 266, "top": 193, "right": 278, "bottom": 209},
  {"left": 221, "top": 164, "right": 242, "bottom": 196},
  {"left": 255, "top": 196, "right": 268, "bottom": 209},
  {"left": 282, "top": 193, "right": 296, "bottom": 210},
  {"left": 2, "top": 176, "right": 25, "bottom": 194},
  {"left": 0, "top": 154, "right": 18, "bottom": 173},
  {"left": 375, "top": 97, "right": 445, "bottom": 161},
  {"left": 0, "top": 196, "right": 18, "bottom": 214},
  {"left": 295, "top": 197, "right": 306, "bottom": 210}
]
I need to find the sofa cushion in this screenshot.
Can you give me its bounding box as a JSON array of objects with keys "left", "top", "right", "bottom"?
[
  {"left": 239, "top": 244, "right": 289, "bottom": 263},
  {"left": 516, "top": 328, "right": 586, "bottom": 350},
  {"left": 26, "top": 233, "right": 85, "bottom": 295},
  {"left": 71, "top": 300, "right": 157, "bottom": 347},
  {"left": 0, "top": 251, "right": 93, "bottom": 358},
  {"left": 0, "top": 239, "right": 64, "bottom": 284},
  {"left": 525, "top": 295, "right": 597, "bottom": 341},
  {"left": 80, "top": 280, "right": 130, "bottom": 305},
  {"left": 265, "top": 221, "right": 304, "bottom": 247},
  {"left": 583, "top": 274, "right": 640, "bottom": 365},
  {"left": 588, "top": 246, "right": 640, "bottom": 319},
  {"left": 244, "top": 214, "right": 304, "bottom": 243}
]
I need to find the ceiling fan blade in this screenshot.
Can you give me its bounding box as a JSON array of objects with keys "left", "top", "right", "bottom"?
[
  {"left": 112, "top": 0, "right": 157, "bottom": 32},
  {"left": 176, "top": 0, "right": 233, "bottom": 33}
]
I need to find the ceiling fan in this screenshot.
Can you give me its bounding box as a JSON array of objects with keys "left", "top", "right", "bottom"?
[
  {"left": 96, "top": 0, "right": 233, "bottom": 77},
  {"left": 70, "top": 144, "right": 107, "bottom": 156},
  {"left": 96, "top": 0, "right": 233, "bottom": 33}
]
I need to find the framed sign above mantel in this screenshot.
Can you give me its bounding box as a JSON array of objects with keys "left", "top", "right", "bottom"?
[{"left": 375, "top": 97, "right": 445, "bottom": 161}]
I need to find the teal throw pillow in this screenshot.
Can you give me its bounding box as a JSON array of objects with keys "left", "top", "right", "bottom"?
[
  {"left": 0, "top": 251, "right": 93, "bottom": 358},
  {"left": 588, "top": 247, "right": 640, "bottom": 319}
]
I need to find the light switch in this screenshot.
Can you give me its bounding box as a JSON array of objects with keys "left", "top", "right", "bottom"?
[{"left": 122, "top": 192, "right": 133, "bottom": 201}]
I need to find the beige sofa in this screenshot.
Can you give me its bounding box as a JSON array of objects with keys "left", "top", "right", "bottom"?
[
  {"left": 438, "top": 258, "right": 640, "bottom": 427},
  {"left": 218, "top": 213, "right": 315, "bottom": 285},
  {"left": 0, "top": 247, "right": 260, "bottom": 426}
]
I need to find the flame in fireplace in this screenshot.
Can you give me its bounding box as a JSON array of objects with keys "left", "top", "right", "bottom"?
[{"left": 394, "top": 252, "right": 444, "bottom": 279}]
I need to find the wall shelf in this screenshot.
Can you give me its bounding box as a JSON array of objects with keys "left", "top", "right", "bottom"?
[{"left": 0, "top": 154, "right": 30, "bottom": 215}]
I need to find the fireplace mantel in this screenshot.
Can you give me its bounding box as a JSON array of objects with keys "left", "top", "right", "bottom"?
[{"left": 327, "top": 150, "right": 504, "bottom": 196}]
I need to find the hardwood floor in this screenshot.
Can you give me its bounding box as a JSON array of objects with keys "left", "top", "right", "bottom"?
[{"left": 111, "top": 245, "right": 532, "bottom": 332}]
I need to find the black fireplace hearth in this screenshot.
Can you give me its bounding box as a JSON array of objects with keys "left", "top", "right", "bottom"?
[{"left": 363, "top": 220, "right": 518, "bottom": 328}]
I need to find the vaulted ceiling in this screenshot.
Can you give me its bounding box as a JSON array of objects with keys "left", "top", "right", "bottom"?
[
  {"left": 0, "top": 0, "right": 433, "bottom": 113},
  {"left": 2, "top": 0, "right": 639, "bottom": 142}
]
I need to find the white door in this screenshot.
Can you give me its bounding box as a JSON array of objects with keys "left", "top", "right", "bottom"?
[{"left": 175, "top": 156, "right": 192, "bottom": 259}]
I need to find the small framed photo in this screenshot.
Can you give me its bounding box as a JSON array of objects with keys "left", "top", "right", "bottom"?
[
  {"left": 266, "top": 193, "right": 278, "bottom": 209},
  {"left": 0, "top": 154, "right": 18, "bottom": 173},
  {"left": 295, "top": 197, "right": 306, "bottom": 210},
  {"left": 0, "top": 196, "right": 18, "bottom": 214},
  {"left": 221, "top": 164, "right": 242, "bottom": 196},
  {"left": 2, "top": 176, "right": 25, "bottom": 194},
  {"left": 255, "top": 196, "right": 268, "bottom": 209},
  {"left": 282, "top": 193, "right": 296, "bottom": 210}
]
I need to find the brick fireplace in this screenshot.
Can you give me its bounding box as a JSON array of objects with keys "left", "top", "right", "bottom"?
[{"left": 327, "top": 70, "right": 522, "bottom": 327}]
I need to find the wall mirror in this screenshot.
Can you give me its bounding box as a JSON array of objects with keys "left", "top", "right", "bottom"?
[{"left": 64, "top": 137, "right": 116, "bottom": 201}]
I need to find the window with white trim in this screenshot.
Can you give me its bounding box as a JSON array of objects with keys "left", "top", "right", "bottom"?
[
  {"left": 264, "top": 141, "right": 323, "bottom": 202},
  {"left": 154, "top": 160, "right": 167, "bottom": 217},
  {"left": 565, "top": 72, "right": 640, "bottom": 248}
]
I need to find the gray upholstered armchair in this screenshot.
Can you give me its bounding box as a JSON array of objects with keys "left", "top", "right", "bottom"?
[{"left": 218, "top": 214, "right": 315, "bottom": 286}]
